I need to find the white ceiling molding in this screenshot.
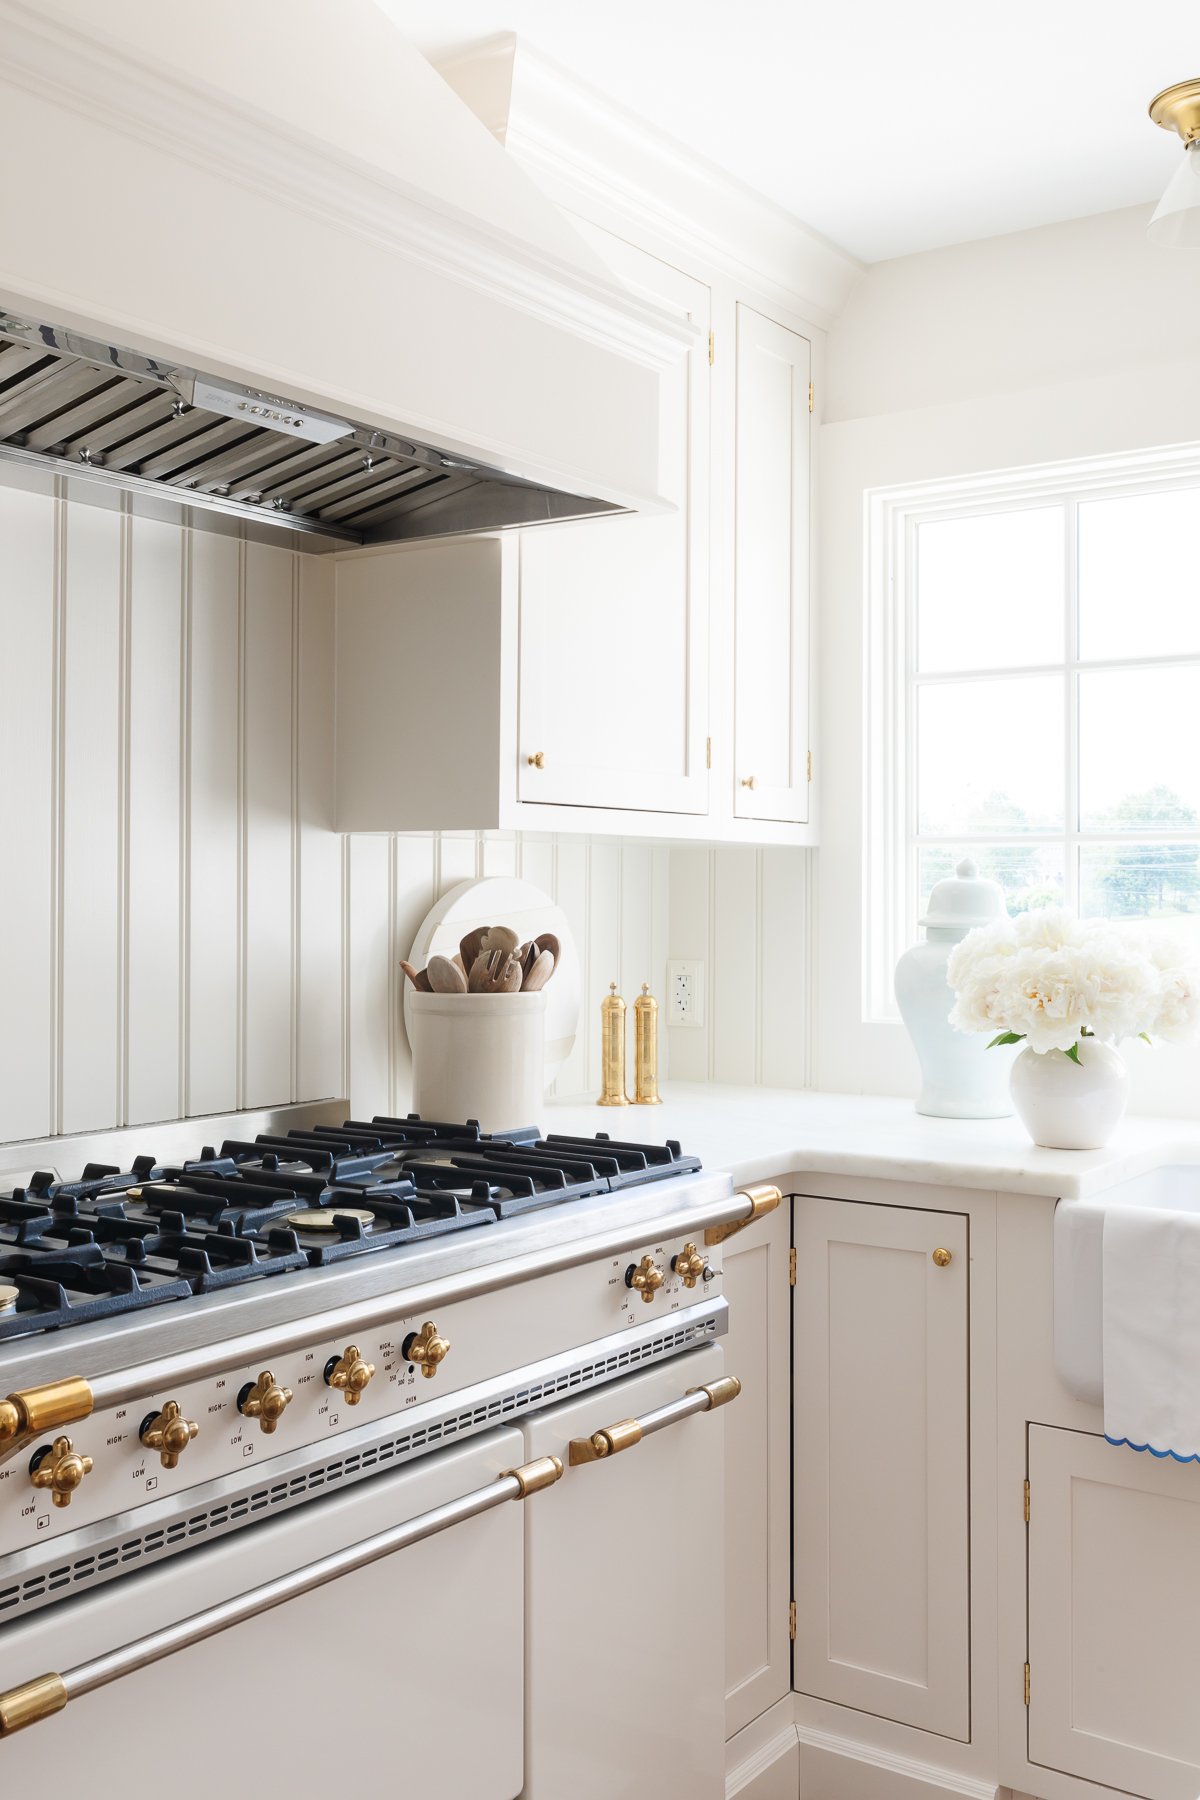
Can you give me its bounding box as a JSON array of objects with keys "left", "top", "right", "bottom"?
[{"left": 434, "top": 35, "right": 864, "bottom": 329}]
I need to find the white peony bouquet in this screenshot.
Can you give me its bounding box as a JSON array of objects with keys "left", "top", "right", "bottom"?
[{"left": 947, "top": 906, "right": 1200, "bottom": 1060}]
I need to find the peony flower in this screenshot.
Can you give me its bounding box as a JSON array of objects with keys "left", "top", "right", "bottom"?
[{"left": 947, "top": 906, "right": 1200, "bottom": 1057}]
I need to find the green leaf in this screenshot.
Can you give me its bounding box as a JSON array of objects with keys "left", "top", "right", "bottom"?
[
  {"left": 987, "top": 1031, "right": 1025, "bottom": 1048},
  {"left": 1139, "top": 1032, "right": 1153, "bottom": 1045},
  {"left": 1065, "top": 1042, "right": 1082, "bottom": 1065}
]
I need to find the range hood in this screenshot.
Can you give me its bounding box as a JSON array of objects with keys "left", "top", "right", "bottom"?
[{"left": 0, "top": 0, "right": 688, "bottom": 543}]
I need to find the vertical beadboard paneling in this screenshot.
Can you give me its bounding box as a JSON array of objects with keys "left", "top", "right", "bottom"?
[
  {"left": 60, "top": 496, "right": 122, "bottom": 1134},
  {"left": 480, "top": 832, "right": 517, "bottom": 879},
  {"left": 551, "top": 838, "right": 589, "bottom": 1097},
  {"left": 241, "top": 541, "right": 294, "bottom": 1106},
  {"left": 347, "top": 834, "right": 392, "bottom": 1117},
  {"left": 0, "top": 482, "right": 56, "bottom": 1140},
  {"left": 712, "top": 849, "right": 759, "bottom": 1085},
  {"left": 187, "top": 528, "right": 241, "bottom": 1117},
  {"left": 436, "top": 831, "right": 477, "bottom": 895},
  {"left": 126, "top": 514, "right": 184, "bottom": 1123},
  {"left": 760, "top": 848, "right": 809, "bottom": 1087},
  {"left": 296, "top": 556, "right": 341, "bottom": 1100},
  {"left": 516, "top": 833, "right": 556, "bottom": 896}
]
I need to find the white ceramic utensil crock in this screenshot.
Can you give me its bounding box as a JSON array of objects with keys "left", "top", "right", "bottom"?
[{"left": 409, "top": 990, "right": 547, "bottom": 1132}]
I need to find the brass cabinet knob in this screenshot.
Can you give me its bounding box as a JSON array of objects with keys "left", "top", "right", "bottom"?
[
  {"left": 238, "top": 1370, "right": 293, "bottom": 1433},
  {"left": 740, "top": 775, "right": 757, "bottom": 790},
  {"left": 403, "top": 1321, "right": 451, "bottom": 1379},
  {"left": 671, "top": 1242, "right": 709, "bottom": 1289},
  {"left": 932, "top": 1247, "right": 953, "bottom": 1268},
  {"left": 30, "top": 1436, "right": 93, "bottom": 1508},
  {"left": 527, "top": 751, "right": 546, "bottom": 768},
  {"left": 140, "top": 1401, "right": 199, "bottom": 1469},
  {"left": 626, "top": 1255, "right": 665, "bottom": 1304},
  {"left": 325, "top": 1344, "right": 376, "bottom": 1405}
]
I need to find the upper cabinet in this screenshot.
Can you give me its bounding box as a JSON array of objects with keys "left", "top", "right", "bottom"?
[
  {"left": 517, "top": 227, "right": 711, "bottom": 818},
  {"left": 733, "top": 306, "right": 813, "bottom": 826}
]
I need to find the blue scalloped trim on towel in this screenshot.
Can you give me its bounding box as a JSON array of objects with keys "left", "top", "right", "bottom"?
[{"left": 1105, "top": 1434, "right": 1200, "bottom": 1464}]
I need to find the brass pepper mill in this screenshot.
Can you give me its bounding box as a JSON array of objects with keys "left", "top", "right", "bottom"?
[
  {"left": 633, "top": 983, "right": 663, "bottom": 1105},
  {"left": 598, "top": 982, "right": 630, "bottom": 1106}
]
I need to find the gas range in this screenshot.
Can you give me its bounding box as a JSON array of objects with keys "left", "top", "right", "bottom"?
[{"left": 0, "top": 1107, "right": 776, "bottom": 1640}]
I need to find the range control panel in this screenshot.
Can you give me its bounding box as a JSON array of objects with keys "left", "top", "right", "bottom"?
[{"left": 0, "top": 1235, "right": 724, "bottom": 1556}]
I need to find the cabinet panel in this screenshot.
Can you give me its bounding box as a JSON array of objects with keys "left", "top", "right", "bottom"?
[
  {"left": 518, "top": 227, "right": 709, "bottom": 815},
  {"left": 733, "top": 305, "right": 810, "bottom": 824},
  {"left": 1028, "top": 1425, "right": 1200, "bottom": 1799},
  {"left": 521, "top": 1346, "right": 726, "bottom": 1800},
  {"left": 794, "top": 1197, "right": 969, "bottom": 1739},
  {"left": 723, "top": 1199, "right": 792, "bottom": 1737}
]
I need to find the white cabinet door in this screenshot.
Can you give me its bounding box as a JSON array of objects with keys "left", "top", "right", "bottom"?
[
  {"left": 793, "top": 1197, "right": 969, "bottom": 1739},
  {"left": 520, "top": 1345, "right": 727, "bottom": 1800},
  {"left": 733, "top": 305, "right": 811, "bottom": 824},
  {"left": 722, "top": 1196, "right": 792, "bottom": 1738},
  {"left": 518, "top": 228, "right": 710, "bottom": 816},
  {"left": 1028, "top": 1425, "right": 1200, "bottom": 1799}
]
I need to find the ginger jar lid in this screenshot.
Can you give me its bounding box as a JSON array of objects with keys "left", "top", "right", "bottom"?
[{"left": 920, "top": 858, "right": 1006, "bottom": 930}]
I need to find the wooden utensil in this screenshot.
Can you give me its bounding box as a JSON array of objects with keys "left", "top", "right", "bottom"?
[
  {"left": 517, "top": 940, "right": 538, "bottom": 985},
  {"left": 400, "top": 959, "right": 432, "bottom": 993},
  {"left": 459, "top": 927, "right": 488, "bottom": 976},
  {"left": 427, "top": 954, "right": 467, "bottom": 994},
  {"left": 481, "top": 924, "right": 520, "bottom": 957},
  {"left": 535, "top": 932, "right": 560, "bottom": 974},
  {"left": 470, "top": 948, "right": 523, "bottom": 993},
  {"left": 521, "top": 948, "right": 555, "bottom": 992}
]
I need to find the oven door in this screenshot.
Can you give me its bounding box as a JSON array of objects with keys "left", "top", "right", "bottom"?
[
  {"left": 520, "top": 1343, "right": 730, "bottom": 1800},
  {"left": 0, "top": 1428, "right": 529, "bottom": 1797}
]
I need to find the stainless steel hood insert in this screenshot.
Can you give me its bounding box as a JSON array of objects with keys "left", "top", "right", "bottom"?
[{"left": 0, "top": 316, "right": 623, "bottom": 545}]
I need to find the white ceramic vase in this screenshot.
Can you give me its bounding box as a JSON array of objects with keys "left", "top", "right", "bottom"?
[{"left": 1009, "top": 1038, "right": 1129, "bottom": 1150}]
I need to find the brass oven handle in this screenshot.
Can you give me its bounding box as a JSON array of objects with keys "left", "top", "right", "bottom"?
[
  {"left": 703, "top": 1183, "right": 782, "bottom": 1247},
  {"left": 0, "top": 1454, "right": 563, "bottom": 1738},
  {"left": 568, "top": 1375, "right": 741, "bottom": 1466},
  {"left": 0, "top": 1378, "right": 93, "bottom": 1454}
]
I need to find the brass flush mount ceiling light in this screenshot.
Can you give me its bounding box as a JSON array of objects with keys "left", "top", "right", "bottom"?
[{"left": 1148, "top": 80, "right": 1200, "bottom": 246}]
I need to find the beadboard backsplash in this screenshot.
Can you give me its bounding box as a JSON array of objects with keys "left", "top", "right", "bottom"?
[{"left": 0, "top": 480, "right": 674, "bottom": 1144}]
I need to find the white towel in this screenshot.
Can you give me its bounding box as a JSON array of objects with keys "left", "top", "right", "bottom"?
[{"left": 1103, "top": 1202, "right": 1200, "bottom": 1463}]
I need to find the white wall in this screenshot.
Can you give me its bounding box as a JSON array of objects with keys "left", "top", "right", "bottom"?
[
  {"left": 816, "top": 202, "right": 1200, "bottom": 1114},
  {"left": 0, "top": 474, "right": 670, "bottom": 1148}
]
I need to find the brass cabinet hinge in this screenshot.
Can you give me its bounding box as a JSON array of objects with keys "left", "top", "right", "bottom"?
[
  {"left": 1023, "top": 1478, "right": 1030, "bottom": 1523},
  {"left": 1023, "top": 1662, "right": 1031, "bottom": 1707},
  {"left": 808, "top": 379, "right": 814, "bottom": 414},
  {"left": 706, "top": 735, "right": 712, "bottom": 770},
  {"left": 789, "top": 1600, "right": 797, "bottom": 1642},
  {"left": 788, "top": 1246, "right": 797, "bottom": 1287},
  {"left": 708, "top": 329, "right": 715, "bottom": 366}
]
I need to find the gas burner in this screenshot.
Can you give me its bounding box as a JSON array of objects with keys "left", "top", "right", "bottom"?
[{"left": 0, "top": 1243, "right": 191, "bottom": 1340}]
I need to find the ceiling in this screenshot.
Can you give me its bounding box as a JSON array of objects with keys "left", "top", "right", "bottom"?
[{"left": 375, "top": 0, "right": 1197, "bottom": 263}]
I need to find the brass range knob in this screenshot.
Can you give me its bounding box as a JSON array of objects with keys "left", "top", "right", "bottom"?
[
  {"left": 626, "top": 1255, "right": 665, "bottom": 1304},
  {"left": 403, "top": 1321, "right": 451, "bottom": 1380},
  {"left": 238, "top": 1370, "right": 293, "bottom": 1433},
  {"left": 672, "top": 1243, "right": 710, "bottom": 1289},
  {"left": 140, "top": 1401, "right": 199, "bottom": 1469},
  {"left": 526, "top": 751, "right": 546, "bottom": 768},
  {"left": 30, "top": 1436, "right": 93, "bottom": 1508},
  {"left": 325, "top": 1344, "right": 376, "bottom": 1405}
]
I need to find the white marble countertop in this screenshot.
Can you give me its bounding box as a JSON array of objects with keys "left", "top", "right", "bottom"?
[{"left": 543, "top": 1085, "right": 1200, "bottom": 1200}]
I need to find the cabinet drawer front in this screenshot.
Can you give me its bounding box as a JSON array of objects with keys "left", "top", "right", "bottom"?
[
  {"left": 794, "top": 1197, "right": 970, "bottom": 1739},
  {"left": 1028, "top": 1424, "right": 1200, "bottom": 1799}
]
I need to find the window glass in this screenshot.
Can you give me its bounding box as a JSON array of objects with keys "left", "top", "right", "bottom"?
[
  {"left": 916, "top": 507, "right": 1064, "bottom": 673},
  {"left": 917, "top": 676, "right": 1064, "bottom": 837},
  {"left": 1078, "top": 488, "right": 1200, "bottom": 662},
  {"left": 920, "top": 843, "right": 1065, "bottom": 920},
  {"left": 1078, "top": 667, "right": 1200, "bottom": 831}
]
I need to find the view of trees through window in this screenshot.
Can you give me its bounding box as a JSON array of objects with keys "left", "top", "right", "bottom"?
[{"left": 910, "top": 481, "right": 1200, "bottom": 935}]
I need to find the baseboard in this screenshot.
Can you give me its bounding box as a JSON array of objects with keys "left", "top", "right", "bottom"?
[
  {"left": 726, "top": 1700, "right": 800, "bottom": 1798},
  {"left": 796, "top": 1721, "right": 1000, "bottom": 1800}
]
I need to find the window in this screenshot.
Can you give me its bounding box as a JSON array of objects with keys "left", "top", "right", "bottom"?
[{"left": 866, "top": 447, "right": 1200, "bottom": 1020}]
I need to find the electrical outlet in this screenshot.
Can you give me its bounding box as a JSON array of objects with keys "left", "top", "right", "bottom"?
[{"left": 666, "top": 960, "right": 704, "bottom": 1028}]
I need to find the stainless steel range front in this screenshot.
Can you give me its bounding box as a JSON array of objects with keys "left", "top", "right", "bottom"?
[{"left": 0, "top": 1105, "right": 777, "bottom": 1797}]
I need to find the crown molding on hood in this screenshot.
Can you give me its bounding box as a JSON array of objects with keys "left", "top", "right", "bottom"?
[
  {"left": 0, "top": 1, "right": 693, "bottom": 374},
  {"left": 433, "top": 34, "right": 865, "bottom": 331}
]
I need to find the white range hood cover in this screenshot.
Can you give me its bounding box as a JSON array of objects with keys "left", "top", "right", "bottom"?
[{"left": 0, "top": 0, "right": 687, "bottom": 526}]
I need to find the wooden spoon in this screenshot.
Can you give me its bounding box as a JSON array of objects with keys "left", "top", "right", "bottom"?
[
  {"left": 400, "top": 959, "right": 432, "bottom": 993},
  {"left": 521, "top": 948, "right": 555, "bottom": 992},
  {"left": 517, "top": 940, "right": 538, "bottom": 984},
  {"left": 427, "top": 954, "right": 467, "bottom": 994},
  {"left": 459, "top": 927, "right": 488, "bottom": 976},
  {"left": 535, "top": 932, "right": 560, "bottom": 974},
  {"left": 481, "top": 924, "right": 520, "bottom": 957}
]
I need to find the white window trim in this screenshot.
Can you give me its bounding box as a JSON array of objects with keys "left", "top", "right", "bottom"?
[{"left": 864, "top": 441, "right": 1200, "bottom": 1025}]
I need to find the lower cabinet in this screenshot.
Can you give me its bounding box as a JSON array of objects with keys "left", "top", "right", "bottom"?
[
  {"left": 721, "top": 1194, "right": 793, "bottom": 1737},
  {"left": 1028, "top": 1424, "right": 1200, "bottom": 1800},
  {"left": 519, "top": 1344, "right": 728, "bottom": 1800},
  {"left": 793, "top": 1195, "right": 971, "bottom": 1740}
]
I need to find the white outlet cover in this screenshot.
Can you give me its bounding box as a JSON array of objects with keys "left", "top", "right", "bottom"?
[{"left": 667, "top": 959, "right": 704, "bottom": 1028}]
